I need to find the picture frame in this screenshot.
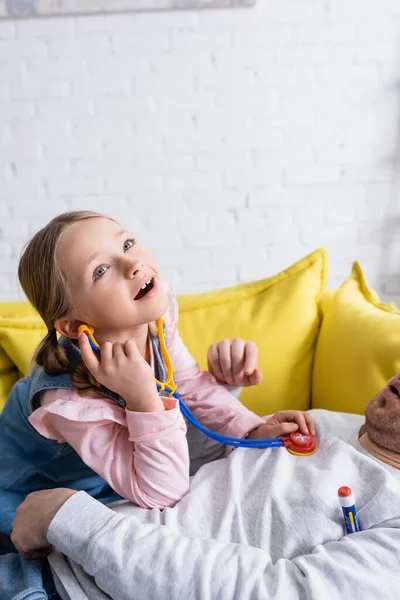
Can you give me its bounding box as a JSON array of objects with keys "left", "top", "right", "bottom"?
[{"left": 0, "top": 0, "right": 256, "bottom": 19}]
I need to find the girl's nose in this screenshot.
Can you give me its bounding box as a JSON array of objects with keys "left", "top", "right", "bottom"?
[{"left": 125, "top": 257, "right": 144, "bottom": 279}]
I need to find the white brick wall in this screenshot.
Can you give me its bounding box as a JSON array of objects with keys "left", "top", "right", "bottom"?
[{"left": 1, "top": 1, "right": 400, "bottom": 302}]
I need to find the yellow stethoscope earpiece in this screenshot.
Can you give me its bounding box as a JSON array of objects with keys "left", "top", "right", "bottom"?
[{"left": 77, "top": 324, "right": 101, "bottom": 352}]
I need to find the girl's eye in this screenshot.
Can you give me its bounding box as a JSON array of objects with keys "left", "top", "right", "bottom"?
[
  {"left": 94, "top": 265, "right": 108, "bottom": 280},
  {"left": 123, "top": 239, "right": 135, "bottom": 252}
]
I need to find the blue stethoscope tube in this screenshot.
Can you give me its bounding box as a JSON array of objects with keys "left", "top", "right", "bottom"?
[
  {"left": 84, "top": 333, "right": 284, "bottom": 449},
  {"left": 161, "top": 384, "right": 284, "bottom": 449}
]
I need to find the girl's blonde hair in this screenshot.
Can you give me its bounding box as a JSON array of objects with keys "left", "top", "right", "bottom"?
[{"left": 18, "top": 210, "right": 112, "bottom": 396}]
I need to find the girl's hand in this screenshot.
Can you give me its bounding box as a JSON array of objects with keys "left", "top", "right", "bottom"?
[
  {"left": 207, "top": 339, "right": 263, "bottom": 387},
  {"left": 246, "top": 411, "right": 316, "bottom": 440},
  {"left": 78, "top": 332, "right": 164, "bottom": 412}
]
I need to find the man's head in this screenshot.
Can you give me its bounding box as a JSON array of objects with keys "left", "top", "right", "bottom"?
[{"left": 362, "top": 372, "right": 400, "bottom": 453}]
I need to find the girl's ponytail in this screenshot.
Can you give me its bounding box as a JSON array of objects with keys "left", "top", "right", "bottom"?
[
  {"left": 34, "top": 329, "right": 103, "bottom": 397},
  {"left": 33, "top": 329, "right": 70, "bottom": 375}
]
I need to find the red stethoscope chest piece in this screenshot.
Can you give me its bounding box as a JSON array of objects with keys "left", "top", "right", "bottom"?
[{"left": 282, "top": 431, "right": 317, "bottom": 456}]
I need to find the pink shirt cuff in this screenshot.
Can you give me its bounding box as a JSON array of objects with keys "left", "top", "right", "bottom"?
[
  {"left": 126, "top": 397, "right": 185, "bottom": 442},
  {"left": 225, "top": 409, "right": 265, "bottom": 440}
]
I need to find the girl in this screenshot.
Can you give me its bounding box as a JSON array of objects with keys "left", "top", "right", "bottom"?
[{"left": 0, "top": 210, "right": 315, "bottom": 537}]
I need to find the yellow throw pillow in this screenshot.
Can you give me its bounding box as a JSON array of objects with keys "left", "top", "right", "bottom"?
[
  {"left": 0, "top": 303, "right": 46, "bottom": 377},
  {"left": 0, "top": 302, "right": 46, "bottom": 411},
  {"left": 178, "top": 249, "right": 327, "bottom": 415},
  {"left": 312, "top": 262, "right": 400, "bottom": 415},
  {"left": 0, "top": 369, "right": 19, "bottom": 413},
  {"left": 319, "top": 288, "right": 336, "bottom": 317},
  {"left": 0, "top": 345, "right": 14, "bottom": 374},
  {"left": 0, "top": 339, "right": 20, "bottom": 411}
]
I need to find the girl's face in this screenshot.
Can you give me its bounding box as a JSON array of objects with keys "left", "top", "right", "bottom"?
[{"left": 56, "top": 217, "right": 168, "bottom": 342}]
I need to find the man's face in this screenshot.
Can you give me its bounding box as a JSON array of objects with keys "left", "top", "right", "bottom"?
[{"left": 363, "top": 372, "right": 400, "bottom": 452}]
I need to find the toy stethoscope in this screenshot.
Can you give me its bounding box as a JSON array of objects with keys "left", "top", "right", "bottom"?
[{"left": 78, "top": 319, "right": 317, "bottom": 456}]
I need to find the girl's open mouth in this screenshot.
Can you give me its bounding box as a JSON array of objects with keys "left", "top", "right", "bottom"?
[{"left": 134, "top": 277, "right": 155, "bottom": 300}]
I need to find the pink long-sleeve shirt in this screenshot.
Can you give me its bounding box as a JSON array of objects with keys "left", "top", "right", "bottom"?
[{"left": 29, "top": 285, "right": 265, "bottom": 510}]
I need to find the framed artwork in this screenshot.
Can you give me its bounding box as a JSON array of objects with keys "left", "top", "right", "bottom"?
[{"left": 0, "top": 0, "right": 255, "bottom": 19}]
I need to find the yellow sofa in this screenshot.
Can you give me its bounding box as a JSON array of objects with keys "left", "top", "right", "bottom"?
[{"left": 1, "top": 248, "right": 399, "bottom": 417}]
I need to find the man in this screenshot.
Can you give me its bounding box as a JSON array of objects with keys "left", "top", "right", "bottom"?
[{"left": 9, "top": 365, "right": 400, "bottom": 600}]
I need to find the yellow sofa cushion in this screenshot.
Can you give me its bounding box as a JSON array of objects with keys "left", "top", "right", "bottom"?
[
  {"left": 0, "top": 369, "right": 19, "bottom": 413},
  {"left": 178, "top": 248, "right": 327, "bottom": 415},
  {"left": 0, "top": 345, "right": 14, "bottom": 374},
  {"left": 0, "top": 303, "right": 45, "bottom": 410},
  {"left": 0, "top": 344, "right": 19, "bottom": 412},
  {"left": 0, "top": 249, "right": 327, "bottom": 416},
  {"left": 0, "top": 302, "right": 47, "bottom": 410},
  {"left": 312, "top": 262, "right": 400, "bottom": 415},
  {"left": 0, "top": 302, "right": 46, "bottom": 376}
]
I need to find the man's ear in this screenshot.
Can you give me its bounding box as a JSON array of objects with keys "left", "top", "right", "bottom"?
[{"left": 54, "top": 318, "right": 93, "bottom": 339}]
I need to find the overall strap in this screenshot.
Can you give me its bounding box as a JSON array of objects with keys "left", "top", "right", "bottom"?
[{"left": 150, "top": 331, "right": 167, "bottom": 384}]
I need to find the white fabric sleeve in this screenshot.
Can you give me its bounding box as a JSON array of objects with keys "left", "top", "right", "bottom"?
[{"left": 48, "top": 491, "right": 400, "bottom": 600}]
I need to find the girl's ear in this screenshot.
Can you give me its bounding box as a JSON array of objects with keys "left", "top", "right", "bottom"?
[{"left": 54, "top": 318, "right": 93, "bottom": 339}]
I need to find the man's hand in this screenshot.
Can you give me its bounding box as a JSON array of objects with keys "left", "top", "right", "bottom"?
[
  {"left": 11, "top": 488, "right": 77, "bottom": 559},
  {"left": 247, "top": 410, "right": 316, "bottom": 439},
  {"left": 207, "top": 339, "right": 263, "bottom": 387}
]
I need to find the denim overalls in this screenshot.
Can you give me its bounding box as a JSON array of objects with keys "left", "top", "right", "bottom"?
[{"left": 0, "top": 334, "right": 225, "bottom": 599}]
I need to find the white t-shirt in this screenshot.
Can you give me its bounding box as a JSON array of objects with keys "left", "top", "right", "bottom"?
[{"left": 48, "top": 410, "right": 400, "bottom": 600}]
